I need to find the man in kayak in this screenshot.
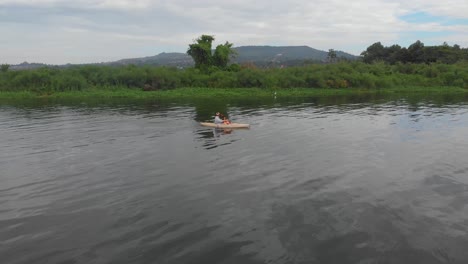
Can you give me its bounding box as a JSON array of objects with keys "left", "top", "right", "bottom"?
[{"left": 214, "top": 112, "right": 224, "bottom": 124}]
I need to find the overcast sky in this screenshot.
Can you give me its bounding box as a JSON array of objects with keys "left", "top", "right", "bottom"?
[{"left": 1, "top": 0, "right": 467, "bottom": 64}]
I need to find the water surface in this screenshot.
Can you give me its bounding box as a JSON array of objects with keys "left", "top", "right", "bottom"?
[{"left": 1, "top": 94, "right": 468, "bottom": 264}]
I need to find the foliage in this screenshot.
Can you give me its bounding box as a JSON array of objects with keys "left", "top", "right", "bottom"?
[
  {"left": 187, "top": 35, "right": 236, "bottom": 70},
  {"left": 213, "top": 41, "right": 236, "bottom": 68},
  {"left": 1, "top": 64, "right": 10, "bottom": 72},
  {"left": 327, "top": 49, "right": 337, "bottom": 63},
  {"left": 187, "top": 35, "right": 214, "bottom": 69},
  {"left": 1, "top": 61, "right": 468, "bottom": 94},
  {"left": 361, "top": 40, "right": 468, "bottom": 64}
]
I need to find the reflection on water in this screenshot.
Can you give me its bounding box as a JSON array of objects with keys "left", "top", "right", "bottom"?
[
  {"left": 196, "top": 128, "right": 237, "bottom": 149},
  {"left": 1, "top": 93, "right": 468, "bottom": 264}
]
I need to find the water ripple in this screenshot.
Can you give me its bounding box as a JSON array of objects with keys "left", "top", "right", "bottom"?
[{"left": 1, "top": 98, "right": 468, "bottom": 263}]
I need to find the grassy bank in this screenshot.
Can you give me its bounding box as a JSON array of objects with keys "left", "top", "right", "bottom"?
[
  {"left": 1, "top": 62, "right": 468, "bottom": 93},
  {"left": 1, "top": 86, "right": 467, "bottom": 101}
]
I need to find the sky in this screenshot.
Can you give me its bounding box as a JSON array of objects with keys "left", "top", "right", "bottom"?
[{"left": 1, "top": 0, "right": 467, "bottom": 65}]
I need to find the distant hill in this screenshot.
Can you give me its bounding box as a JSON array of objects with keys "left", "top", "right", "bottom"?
[
  {"left": 10, "top": 46, "right": 359, "bottom": 70},
  {"left": 234, "top": 45, "right": 356, "bottom": 62},
  {"left": 108, "top": 45, "right": 358, "bottom": 67},
  {"left": 10, "top": 62, "right": 52, "bottom": 70},
  {"left": 109, "top": 52, "right": 193, "bottom": 67}
]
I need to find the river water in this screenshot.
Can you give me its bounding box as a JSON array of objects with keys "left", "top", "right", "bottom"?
[{"left": 1, "top": 93, "right": 468, "bottom": 264}]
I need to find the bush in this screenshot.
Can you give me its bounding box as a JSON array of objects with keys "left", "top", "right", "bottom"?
[
  {"left": 207, "top": 71, "right": 237, "bottom": 88},
  {"left": 276, "top": 70, "right": 306, "bottom": 88},
  {"left": 2, "top": 61, "right": 468, "bottom": 92},
  {"left": 147, "top": 67, "right": 181, "bottom": 90},
  {"left": 236, "top": 69, "right": 266, "bottom": 88},
  {"left": 51, "top": 74, "right": 87, "bottom": 91},
  {"left": 11, "top": 70, "right": 52, "bottom": 90},
  {"left": 114, "top": 65, "right": 147, "bottom": 88},
  {"left": 304, "top": 73, "right": 326, "bottom": 88}
]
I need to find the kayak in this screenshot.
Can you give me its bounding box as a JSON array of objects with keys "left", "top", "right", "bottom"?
[{"left": 200, "top": 122, "right": 250, "bottom": 129}]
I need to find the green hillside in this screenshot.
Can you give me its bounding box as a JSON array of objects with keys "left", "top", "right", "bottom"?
[{"left": 9, "top": 45, "right": 358, "bottom": 70}]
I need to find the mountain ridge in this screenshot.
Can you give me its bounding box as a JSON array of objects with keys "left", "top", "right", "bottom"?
[{"left": 10, "top": 45, "right": 359, "bottom": 70}]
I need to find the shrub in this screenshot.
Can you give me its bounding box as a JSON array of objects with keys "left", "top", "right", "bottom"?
[
  {"left": 51, "top": 74, "right": 87, "bottom": 91},
  {"left": 236, "top": 69, "right": 266, "bottom": 88}
]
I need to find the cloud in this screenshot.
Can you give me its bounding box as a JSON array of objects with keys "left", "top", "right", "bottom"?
[
  {"left": 0, "top": 0, "right": 467, "bottom": 64},
  {"left": 0, "top": 0, "right": 153, "bottom": 10}
]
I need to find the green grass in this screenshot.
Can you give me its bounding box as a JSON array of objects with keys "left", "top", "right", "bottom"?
[{"left": 0, "top": 86, "right": 467, "bottom": 101}]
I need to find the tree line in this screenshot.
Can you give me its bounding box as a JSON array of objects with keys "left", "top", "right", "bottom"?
[
  {"left": 186, "top": 36, "right": 468, "bottom": 67},
  {"left": 0, "top": 35, "right": 467, "bottom": 93},
  {"left": 361, "top": 40, "right": 468, "bottom": 64}
]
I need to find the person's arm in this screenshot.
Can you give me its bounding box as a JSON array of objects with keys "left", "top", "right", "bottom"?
[{"left": 214, "top": 116, "right": 223, "bottom": 124}]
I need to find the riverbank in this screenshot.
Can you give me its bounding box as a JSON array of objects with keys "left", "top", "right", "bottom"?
[{"left": 1, "top": 86, "right": 467, "bottom": 101}]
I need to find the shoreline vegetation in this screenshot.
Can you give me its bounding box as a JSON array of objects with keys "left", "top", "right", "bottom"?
[
  {"left": 1, "top": 37, "right": 468, "bottom": 101},
  {"left": 0, "top": 61, "right": 467, "bottom": 100},
  {"left": 1, "top": 86, "right": 468, "bottom": 101}
]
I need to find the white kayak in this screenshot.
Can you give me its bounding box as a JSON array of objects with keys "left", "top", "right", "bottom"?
[{"left": 200, "top": 122, "right": 250, "bottom": 129}]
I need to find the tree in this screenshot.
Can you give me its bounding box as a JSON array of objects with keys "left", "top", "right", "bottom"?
[
  {"left": 187, "top": 35, "right": 235, "bottom": 70},
  {"left": 1, "top": 64, "right": 10, "bottom": 72},
  {"left": 327, "top": 49, "right": 337, "bottom": 63},
  {"left": 187, "top": 35, "right": 214, "bottom": 69},
  {"left": 386, "top": 44, "right": 402, "bottom": 64},
  {"left": 213, "top": 41, "right": 235, "bottom": 68},
  {"left": 361, "top": 42, "right": 386, "bottom": 63},
  {"left": 407, "top": 40, "right": 425, "bottom": 63}
]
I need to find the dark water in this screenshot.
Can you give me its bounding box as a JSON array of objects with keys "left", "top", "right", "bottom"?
[{"left": 2, "top": 94, "right": 468, "bottom": 264}]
